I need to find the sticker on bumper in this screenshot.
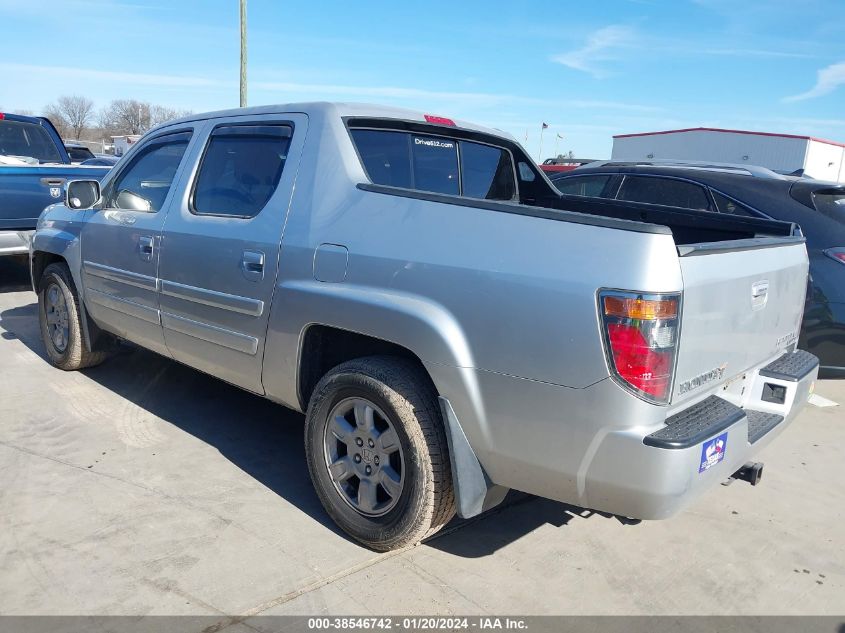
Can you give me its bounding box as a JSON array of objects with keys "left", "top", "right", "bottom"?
[{"left": 699, "top": 432, "right": 728, "bottom": 473}]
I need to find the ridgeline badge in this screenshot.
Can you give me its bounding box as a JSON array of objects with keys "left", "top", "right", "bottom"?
[{"left": 678, "top": 363, "right": 728, "bottom": 395}]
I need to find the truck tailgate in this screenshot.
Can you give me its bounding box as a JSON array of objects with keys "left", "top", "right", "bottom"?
[{"left": 672, "top": 237, "right": 808, "bottom": 405}]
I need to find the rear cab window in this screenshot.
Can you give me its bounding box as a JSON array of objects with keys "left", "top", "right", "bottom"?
[
  {"left": 350, "top": 126, "right": 516, "bottom": 201},
  {"left": 0, "top": 119, "right": 62, "bottom": 163}
]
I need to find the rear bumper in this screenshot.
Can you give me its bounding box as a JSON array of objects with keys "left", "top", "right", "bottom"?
[
  {"left": 583, "top": 350, "right": 819, "bottom": 519},
  {"left": 0, "top": 230, "right": 33, "bottom": 256}
]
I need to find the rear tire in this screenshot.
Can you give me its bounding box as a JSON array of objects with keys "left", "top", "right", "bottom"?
[
  {"left": 38, "top": 262, "right": 110, "bottom": 371},
  {"left": 305, "top": 356, "right": 455, "bottom": 551}
]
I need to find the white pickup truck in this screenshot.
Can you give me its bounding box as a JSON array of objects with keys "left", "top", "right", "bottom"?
[{"left": 30, "top": 103, "right": 818, "bottom": 550}]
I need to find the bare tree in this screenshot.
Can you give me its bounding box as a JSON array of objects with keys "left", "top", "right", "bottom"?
[
  {"left": 99, "top": 99, "right": 192, "bottom": 137},
  {"left": 98, "top": 99, "right": 147, "bottom": 136},
  {"left": 149, "top": 104, "right": 191, "bottom": 127},
  {"left": 44, "top": 95, "right": 95, "bottom": 139},
  {"left": 43, "top": 103, "right": 69, "bottom": 137}
]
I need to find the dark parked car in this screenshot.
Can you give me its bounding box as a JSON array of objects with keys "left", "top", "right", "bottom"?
[
  {"left": 81, "top": 155, "right": 120, "bottom": 166},
  {"left": 549, "top": 161, "right": 845, "bottom": 373},
  {"left": 64, "top": 143, "right": 95, "bottom": 163}
]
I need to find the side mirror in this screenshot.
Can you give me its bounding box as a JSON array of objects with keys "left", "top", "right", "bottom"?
[{"left": 66, "top": 180, "right": 101, "bottom": 210}]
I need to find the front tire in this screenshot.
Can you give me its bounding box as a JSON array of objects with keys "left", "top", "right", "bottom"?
[
  {"left": 305, "top": 356, "right": 455, "bottom": 551},
  {"left": 38, "top": 262, "right": 109, "bottom": 371}
]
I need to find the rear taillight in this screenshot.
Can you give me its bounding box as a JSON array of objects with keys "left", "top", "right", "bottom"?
[
  {"left": 599, "top": 291, "right": 680, "bottom": 404},
  {"left": 824, "top": 247, "right": 845, "bottom": 265}
]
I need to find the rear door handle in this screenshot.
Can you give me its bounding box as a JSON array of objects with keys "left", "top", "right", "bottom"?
[
  {"left": 138, "top": 235, "right": 154, "bottom": 262},
  {"left": 241, "top": 250, "right": 265, "bottom": 281}
]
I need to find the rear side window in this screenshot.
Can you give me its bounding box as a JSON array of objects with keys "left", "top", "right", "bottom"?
[
  {"left": 553, "top": 174, "right": 611, "bottom": 198},
  {"left": 617, "top": 176, "right": 711, "bottom": 210},
  {"left": 711, "top": 191, "right": 759, "bottom": 217},
  {"left": 193, "top": 124, "right": 292, "bottom": 218},
  {"left": 459, "top": 141, "right": 515, "bottom": 200},
  {"left": 351, "top": 129, "right": 515, "bottom": 200}
]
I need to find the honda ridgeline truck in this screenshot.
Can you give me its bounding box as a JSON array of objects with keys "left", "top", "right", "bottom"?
[{"left": 30, "top": 103, "right": 819, "bottom": 550}]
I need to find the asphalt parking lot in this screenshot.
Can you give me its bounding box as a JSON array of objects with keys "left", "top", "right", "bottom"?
[{"left": 1, "top": 254, "right": 843, "bottom": 619}]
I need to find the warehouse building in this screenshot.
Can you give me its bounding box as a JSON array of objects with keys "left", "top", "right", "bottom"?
[{"left": 611, "top": 127, "right": 845, "bottom": 183}]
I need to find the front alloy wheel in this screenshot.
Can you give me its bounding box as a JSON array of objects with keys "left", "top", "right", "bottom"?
[{"left": 44, "top": 282, "right": 70, "bottom": 353}]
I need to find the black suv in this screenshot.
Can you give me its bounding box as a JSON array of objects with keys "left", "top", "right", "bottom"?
[{"left": 550, "top": 162, "right": 845, "bottom": 373}]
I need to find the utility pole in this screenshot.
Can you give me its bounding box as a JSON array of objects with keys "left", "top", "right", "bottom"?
[{"left": 240, "top": 0, "right": 248, "bottom": 107}]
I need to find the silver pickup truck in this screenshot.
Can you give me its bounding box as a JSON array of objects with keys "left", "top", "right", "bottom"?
[{"left": 30, "top": 103, "right": 819, "bottom": 551}]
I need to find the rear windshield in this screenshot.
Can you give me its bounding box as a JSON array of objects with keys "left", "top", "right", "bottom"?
[
  {"left": 812, "top": 190, "right": 845, "bottom": 217},
  {"left": 350, "top": 128, "right": 515, "bottom": 201},
  {"left": 0, "top": 120, "right": 62, "bottom": 163}
]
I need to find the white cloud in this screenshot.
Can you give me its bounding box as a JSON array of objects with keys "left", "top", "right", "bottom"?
[
  {"left": 702, "top": 47, "right": 813, "bottom": 59},
  {"left": 252, "top": 80, "right": 663, "bottom": 113},
  {"left": 551, "top": 25, "right": 635, "bottom": 78},
  {"left": 0, "top": 63, "right": 225, "bottom": 88},
  {"left": 784, "top": 61, "right": 845, "bottom": 102}
]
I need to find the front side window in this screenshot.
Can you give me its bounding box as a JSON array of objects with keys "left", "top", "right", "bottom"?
[
  {"left": 553, "top": 174, "right": 611, "bottom": 198},
  {"left": 105, "top": 132, "right": 191, "bottom": 212},
  {"left": 459, "top": 141, "right": 515, "bottom": 200},
  {"left": 617, "top": 176, "right": 711, "bottom": 210},
  {"left": 193, "top": 124, "right": 292, "bottom": 218}
]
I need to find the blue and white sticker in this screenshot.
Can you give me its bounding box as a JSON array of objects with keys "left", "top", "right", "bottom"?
[{"left": 699, "top": 432, "right": 728, "bottom": 473}]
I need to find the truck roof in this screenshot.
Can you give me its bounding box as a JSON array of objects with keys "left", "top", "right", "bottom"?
[{"left": 157, "top": 101, "right": 515, "bottom": 142}]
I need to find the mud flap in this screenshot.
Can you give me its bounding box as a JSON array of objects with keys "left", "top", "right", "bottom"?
[{"left": 438, "top": 396, "right": 508, "bottom": 518}]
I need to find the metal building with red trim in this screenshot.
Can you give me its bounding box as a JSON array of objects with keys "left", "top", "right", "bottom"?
[{"left": 611, "top": 127, "right": 845, "bottom": 182}]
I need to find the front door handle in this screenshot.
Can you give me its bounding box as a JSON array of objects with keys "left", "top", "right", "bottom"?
[
  {"left": 241, "top": 250, "right": 265, "bottom": 281},
  {"left": 138, "top": 235, "right": 154, "bottom": 262}
]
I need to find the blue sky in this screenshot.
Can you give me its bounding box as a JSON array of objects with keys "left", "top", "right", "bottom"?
[{"left": 1, "top": 0, "right": 844, "bottom": 158}]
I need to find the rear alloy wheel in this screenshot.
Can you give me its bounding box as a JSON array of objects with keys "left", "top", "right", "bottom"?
[
  {"left": 305, "top": 356, "right": 455, "bottom": 551},
  {"left": 323, "top": 397, "right": 405, "bottom": 517}
]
